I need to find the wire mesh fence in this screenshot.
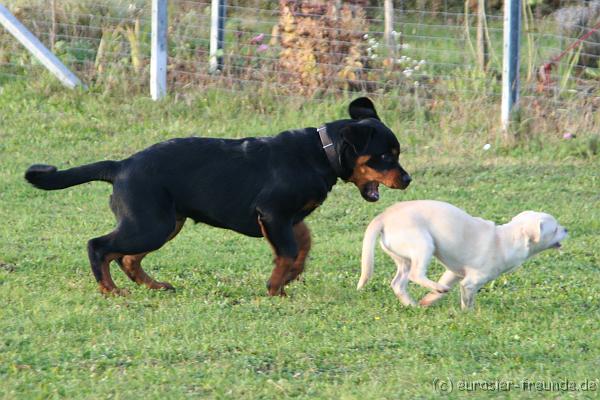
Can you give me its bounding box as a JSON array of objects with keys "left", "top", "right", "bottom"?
[{"left": 2, "top": 1, "right": 600, "bottom": 121}]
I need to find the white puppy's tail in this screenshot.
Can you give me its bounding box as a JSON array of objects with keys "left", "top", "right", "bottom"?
[{"left": 357, "top": 216, "right": 384, "bottom": 290}]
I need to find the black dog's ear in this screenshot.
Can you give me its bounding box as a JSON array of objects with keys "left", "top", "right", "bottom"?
[
  {"left": 340, "top": 125, "right": 373, "bottom": 154},
  {"left": 348, "top": 97, "right": 380, "bottom": 120}
]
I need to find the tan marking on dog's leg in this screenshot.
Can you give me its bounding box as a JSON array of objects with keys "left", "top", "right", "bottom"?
[
  {"left": 119, "top": 253, "right": 174, "bottom": 291},
  {"left": 258, "top": 216, "right": 298, "bottom": 296},
  {"left": 98, "top": 253, "right": 129, "bottom": 296},
  {"left": 117, "top": 219, "right": 184, "bottom": 291},
  {"left": 286, "top": 222, "right": 311, "bottom": 284},
  {"left": 268, "top": 256, "right": 294, "bottom": 296},
  {"left": 257, "top": 217, "right": 274, "bottom": 252}
]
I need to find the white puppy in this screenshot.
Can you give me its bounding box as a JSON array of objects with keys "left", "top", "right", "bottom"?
[{"left": 357, "top": 200, "right": 567, "bottom": 309}]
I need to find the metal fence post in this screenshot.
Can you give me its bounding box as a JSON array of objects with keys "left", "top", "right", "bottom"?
[
  {"left": 209, "top": 0, "right": 226, "bottom": 73},
  {"left": 151, "top": 0, "right": 167, "bottom": 100},
  {"left": 384, "top": 0, "right": 394, "bottom": 54},
  {"left": 501, "top": 0, "right": 521, "bottom": 132},
  {"left": 476, "top": 0, "right": 488, "bottom": 72},
  {"left": 0, "top": 4, "right": 84, "bottom": 89}
]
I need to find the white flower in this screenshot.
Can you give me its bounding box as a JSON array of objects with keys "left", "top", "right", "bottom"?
[
  {"left": 419, "top": 59, "right": 426, "bottom": 65},
  {"left": 403, "top": 68, "right": 413, "bottom": 77},
  {"left": 370, "top": 54, "right": 378, "bottom": 59},
  {"left": 414, "top": 81, "right": 420, "bottom": 87},
  {"left": 414, "top": 65, "right": 420, "bottom": 71},
  {"left": 363, "top": 34, "right": 369, "bottom": 40},
  {"left": 483, "top": 143, "right": 491, "bottom": 151}
]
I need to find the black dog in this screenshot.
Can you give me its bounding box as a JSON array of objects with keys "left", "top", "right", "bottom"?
[{"left": 25, "top": 98, "right": 411, "bottom": 296}]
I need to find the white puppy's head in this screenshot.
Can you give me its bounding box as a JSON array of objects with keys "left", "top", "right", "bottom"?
[{"left": 512, "top": 211, "right": 568, "bottom": 255}]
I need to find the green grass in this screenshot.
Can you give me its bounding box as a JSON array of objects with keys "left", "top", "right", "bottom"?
[{"left": 0, "top": 81, "right": 599, "bottom": 399}]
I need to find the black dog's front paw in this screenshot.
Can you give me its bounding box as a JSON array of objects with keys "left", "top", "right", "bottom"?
[
  {"left": 266, "top": 279, "right": 286, "bottom": 296},
  {"left": 157, "top": 282, "right": 176, "bottom": 291}
]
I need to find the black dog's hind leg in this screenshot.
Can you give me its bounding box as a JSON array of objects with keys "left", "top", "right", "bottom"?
[
  {"left": 257, "top": 213, "right": 299, "bottom": 296},
  {"left": 116, "top": 218, "right": 185, "bottom": 291},
  {"left": 87, "top": 240, "right": 126, "bottom": 295},
  {"left": 88, "top": 196, "right": 177, "bottom": 295},
  {"left": 117, "top": 253, "right": 173, "bottom": 291}
]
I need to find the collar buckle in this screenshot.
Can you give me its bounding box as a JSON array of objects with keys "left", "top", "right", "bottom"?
[{"left": 317, "top": 125, "right": 343, "bottom": 176}]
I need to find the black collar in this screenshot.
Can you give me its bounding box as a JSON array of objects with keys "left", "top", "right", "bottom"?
[{"left": 317, "top": 125, "right": 343, "bottom": 177}]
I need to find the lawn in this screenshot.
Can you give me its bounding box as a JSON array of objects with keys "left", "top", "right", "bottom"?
[{"left": 0, "top": 80, "right": 599, "bottom": 399}]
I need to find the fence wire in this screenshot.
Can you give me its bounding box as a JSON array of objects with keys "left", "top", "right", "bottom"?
[{"left": 1, "top": 1, "right": 600, "bottom": 115}]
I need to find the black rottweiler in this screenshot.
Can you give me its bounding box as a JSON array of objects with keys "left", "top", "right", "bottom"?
[{"left": 25, "top": 98, "right": 411, "bottom": 296}]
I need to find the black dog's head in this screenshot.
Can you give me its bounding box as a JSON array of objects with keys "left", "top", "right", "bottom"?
[{"left": 338, "top": 97, "right": 411, "bottom": 202}]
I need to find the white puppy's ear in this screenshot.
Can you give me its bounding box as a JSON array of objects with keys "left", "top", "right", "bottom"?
[{"left": 522, "top": 220, "right": 543, "bottom": 243}]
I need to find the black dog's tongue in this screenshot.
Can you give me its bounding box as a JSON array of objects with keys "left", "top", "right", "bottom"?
[{"left": 363, "top": 182, "right": 380, "bottom": 202}]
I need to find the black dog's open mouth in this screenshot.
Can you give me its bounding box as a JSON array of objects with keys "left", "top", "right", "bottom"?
[
  {"left": 552, "top": 242, "right": 562, "bottom": 249},
  {"left": 361, "top": 182, "right": 380, "bottom": 202}
]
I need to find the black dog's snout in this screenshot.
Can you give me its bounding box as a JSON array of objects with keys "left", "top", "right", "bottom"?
[{"left": 402, "top": 174, "right": 412, "bottom": 186}]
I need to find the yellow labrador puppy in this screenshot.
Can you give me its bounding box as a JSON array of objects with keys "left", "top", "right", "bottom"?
[{"left": 357, "top": 200, "right": 567, "bottom": 309}]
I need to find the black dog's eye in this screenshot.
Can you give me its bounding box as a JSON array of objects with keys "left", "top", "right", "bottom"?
[{"left": 380, "top": 153, "right": 394, "bottom": 162}]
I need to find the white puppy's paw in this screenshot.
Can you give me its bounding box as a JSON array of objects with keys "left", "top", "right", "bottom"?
[
  {"left": 419, "top": 297, "right": 435, "bottom": 307},
  {"left": 419, "top": 292, "right": 443, "bottom": 307}
]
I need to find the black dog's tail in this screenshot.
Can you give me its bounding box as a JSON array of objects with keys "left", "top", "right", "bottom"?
[{"left": 25, "top": 160, "right": 120, "bottom": 190}]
